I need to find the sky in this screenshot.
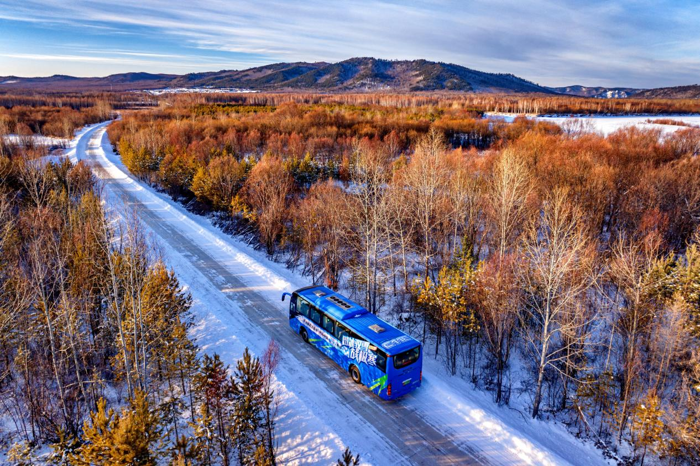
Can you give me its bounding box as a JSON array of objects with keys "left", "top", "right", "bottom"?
[{"left": 1, "top": 0, "right": 699, "bottom": 88}]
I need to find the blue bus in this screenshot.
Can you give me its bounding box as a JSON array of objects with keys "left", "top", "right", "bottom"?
[{"left": 282, "top": 285, "right": 422, "bottom": 400}]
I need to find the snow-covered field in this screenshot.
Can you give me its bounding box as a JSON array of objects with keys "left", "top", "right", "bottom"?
[
  {"left": 143, "top": 87, "right": 258, "bottom": 95},
  {"left": 487, "top": 113, "right": 700, "bottom": 136},
  {"left": 64, "top": 122, "right": 611, "bottom": 465},
  {"left": 2, "top": 134, "right": 67, "bottom": 147},
  {"left": 538, "top": 115, "right": 700, "bottom": 136}
]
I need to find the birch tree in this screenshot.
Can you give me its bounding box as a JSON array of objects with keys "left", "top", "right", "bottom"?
[
  {"left": 402, "top": 129, "right": 451, "bottom": 279},
  {"left": 608, "top": 234, "right": 665, "bottom": 439},
  {"left": 486, "top": 148, "right": 532, "bottom": 260},
  {"left": 344, "top": 140, "right": 390, "bottom": 313},
  {"left": 520, "top": 188, "right": 596, "bottom": 418}
]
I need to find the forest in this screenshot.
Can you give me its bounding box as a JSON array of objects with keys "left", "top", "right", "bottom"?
[
  {"left": 0, "top": 126, "right": 285, "bottom": 464},
  {"left": 0, "top": 100, "right": 110, "bottom": 139},
  {"left": 105, "top": 96, "right": 700, "bottom": 465},
  {"left": 151, "top": 91, "right": 700, "bottom": 115},
  {"left": 1, "top": 91, "right": 699, "bottom": 464},
  {"left": 0, "top": 92, "right": 158, "bottom": 139}
]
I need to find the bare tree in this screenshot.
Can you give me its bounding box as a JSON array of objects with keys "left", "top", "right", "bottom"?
[
  {"left": 343, "top": 140, "right": 391, "bottom": 313},
  {"left": 446, "top": 153, "right": 483, "bottom": 260},
  {"left": 26, "top": 208, "right": 75, "bottom": 434},
  {"left": 520, "top": 188, "right": 597, "bottom": 418},
  {"left": 402, "top": 129, "right": 451, "bottom": 279},
  {"left": 16, "top": 156, "right": 53, "bottom": 208},
  {"left": 293, "top": 180, "right": 347, "bottom": 289},
  {"left": 486, "top": 148, "right": 533, "bottom": 261},
  {"left": 241, "top": 155, "right": 293, "bottom": 256},
  {"left": 475, "top": 254, "right": 520, "bottom": 404},
  {"left": 385, "top": 179, "right": 417, "bottom": 293},
  {"left": 608, "top": 234, "right": 665, "bottom": 439}
]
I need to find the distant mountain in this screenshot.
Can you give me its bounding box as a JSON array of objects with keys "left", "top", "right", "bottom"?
[
  {"left": 176, "top": 58, "right": 553, "bottom": 93},
  {"left": 0, "top": 58, "right": 555, "bottom": 94},
  {"left": 0, "top": 72, "right": 176, "bottom": 91},
  {"left": 552, "top": 85, "right": 641, "bottom": 99},
  {"left": 7, "top": 60, "right": 696, "bottom": 97},
  {"left": 633, "top": 85, "right": 700, "bottom": 99}
]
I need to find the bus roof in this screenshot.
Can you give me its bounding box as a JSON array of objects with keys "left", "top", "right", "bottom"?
[{"left": 295, "top": 285, "right": 420, "bottom": 355}]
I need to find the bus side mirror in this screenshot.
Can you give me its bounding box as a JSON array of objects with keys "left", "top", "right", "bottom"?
[{"left": 281, "top": 292, "right": 292, "bottom": 302}]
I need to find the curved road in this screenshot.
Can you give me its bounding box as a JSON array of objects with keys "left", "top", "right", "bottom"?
[{"left": 75, "top": 121, "right": 517, "bottom": 465}]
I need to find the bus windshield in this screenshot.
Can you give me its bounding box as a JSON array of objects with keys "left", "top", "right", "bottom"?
[{"left": 393, "top": 345, "right": 420, "bottom": 370}]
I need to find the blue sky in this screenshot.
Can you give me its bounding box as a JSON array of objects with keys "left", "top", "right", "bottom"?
[{"left": 1, "top": 0, "right": 699, "bottom": 88}]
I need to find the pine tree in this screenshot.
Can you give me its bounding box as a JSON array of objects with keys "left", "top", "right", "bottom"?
[
  {"left": 260, "top": 341, "right": 280, "bottom": 466},
  {"left": 231, "top": 348, "right": 266, "bottom": 465},
  {"left": 574, "top": 371, "right": 616, "bottom": 437},
  {"left": 6, "top": 441, "right": 38, "bottom": 466},
  {"left": 630, "top": 393, "right": 664, "bottom": 466},
  {"left": 70, "top": 391, "right": 163, "bottom": 466},
  {"left": 171, "top": 435, "right": 200, "bottom": 466},
  {"left": 414, "top": 253, "right": 479, "bottom": 375},
  {"left": 194, "top": 354, "right": 234, "bottom": 466},
  {"left": 336, "top": 447, "right": 360, "bottom": 466},
  {"left": 188, "top": 404, "right": 216, "bottom": 466},
  {"left": 49, "top": 428, "right": 81, "bottom": 465}
]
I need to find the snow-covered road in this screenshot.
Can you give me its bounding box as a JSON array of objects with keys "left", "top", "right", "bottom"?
[{"left": 68, "top": 121, "right": 609, "bottom": 466}]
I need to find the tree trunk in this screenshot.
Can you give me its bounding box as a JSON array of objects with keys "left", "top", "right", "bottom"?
[{"left": 532, "top": 364, "right": 545, "bottom": 418}]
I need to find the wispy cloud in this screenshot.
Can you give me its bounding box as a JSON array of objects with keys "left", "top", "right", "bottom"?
[{"left": 1, "top": 0, "right": 699, "bottom": 87}]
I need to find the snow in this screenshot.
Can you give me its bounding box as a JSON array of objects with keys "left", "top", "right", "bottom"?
[
  {"left": 486, "top": 112, "right": 700, "bottom": 136},
  {"left": 2, "top": 134, "right": 67, "bottom": 147},
  {"left": 143, "top": 87, "right": 258, "bottom": 95},
  {"left": 66, "top": 121, "right": 611, "bottom": 465},
  {"left": 537, "top": 115, "right": 700, "bottom": 136}
]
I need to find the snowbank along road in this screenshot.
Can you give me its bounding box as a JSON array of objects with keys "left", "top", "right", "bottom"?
[{"left": 68, "top": 121, "right": 607, "bottom": 466}]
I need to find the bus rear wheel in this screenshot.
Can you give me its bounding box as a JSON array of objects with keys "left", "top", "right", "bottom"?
[
  {"left": 350, "top": 365, "right": 361, "bottom": 384},
  {"left": 300, "top": 328, "right": 309, "bottom": 343}
]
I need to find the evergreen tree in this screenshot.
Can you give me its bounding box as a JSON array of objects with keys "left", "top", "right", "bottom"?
[
  {"left": 260, "top": 341, "right": 280, "bottom": 465},
  {"left": 188, "top": 404, "right": 216, "bottom": 466},
  {"left": 6, "top": 441, "right": 38, "bottom": 466},
  {"left": 194, "top": 354, "right": 234, "bottom": 466},
  {"left": 70, "top": 391, "right": 163, "bottom": 466},
  {"left": 630, "top": 394, "right": 664, "bottom": 466},
  {"left": 414, "top": 253, "right": 479, "bottom": 375},
  {"left": 336, "top": 447, "right": 360, "bottom": 466},
  {"left": 231, "top": 348, "right": 266, "bottom": 465}
]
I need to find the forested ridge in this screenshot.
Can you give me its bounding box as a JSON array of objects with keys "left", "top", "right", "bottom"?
[
  {"left": 152, "top": 92, "right": 700, "bottom": 115},
  {"left": 0, "top": 126, "right": 282, "bottom": 464},
  {"left": 107, "top": 96, "right": 700, "bottom": 465}
]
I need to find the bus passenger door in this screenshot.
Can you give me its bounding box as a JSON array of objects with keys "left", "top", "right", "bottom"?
[{"left": 319, "top": 314, "right": 338, "bottom": 360}]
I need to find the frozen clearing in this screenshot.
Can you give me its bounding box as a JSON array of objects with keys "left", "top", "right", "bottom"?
[
  {"left": 538, "top": 114, "right": 700, "bottom": 136},
  {"left": 2, "top": 133, "right": 67, "bottom": 146},
  {"left": 487, "top": 112, "right": 700, "bottom": 136},
  {"left": 67, "top": 121, "right": 609, "bottom": 465}
]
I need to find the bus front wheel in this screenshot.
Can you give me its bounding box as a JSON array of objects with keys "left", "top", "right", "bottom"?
[
  {"left": 300, "top": 328, "right": 309, "bottom": 343},
  {"left": 350, "top": 365, "right": 361, "bottom": 384}
]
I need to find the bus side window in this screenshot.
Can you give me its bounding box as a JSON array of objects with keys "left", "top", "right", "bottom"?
[
  {"left": 322, "top": 315, "right": 335, "bottom": 336},
  {"left": 297, "top": 297, "right": 310, "bottom": 318},
  {"left": 309, "top": 307, "right": 322, "bottom": 326},
  {"left": 335, "top": 324, "right": 349, "bottom": 342},
  {"left": 374, "top": 349, "right": 387, "bottom": 373}
]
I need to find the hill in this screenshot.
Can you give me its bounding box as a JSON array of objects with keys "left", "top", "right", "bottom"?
[
  {"left": 0, "top": 72, "right": 176, "bottom": 91},
  {"left": 0, "top": 58, "right": 555, "bottom": 94},
  {"left": 633, "top": 84, "right": 700, "bottom": 99},
  {"left": 551, "top": 85, "right": 640, "bottom": 99}
]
